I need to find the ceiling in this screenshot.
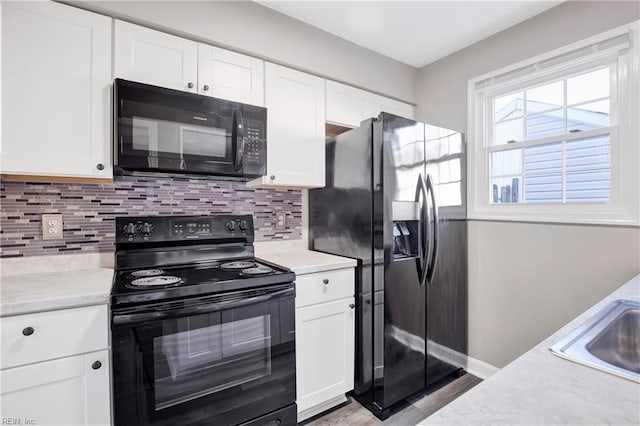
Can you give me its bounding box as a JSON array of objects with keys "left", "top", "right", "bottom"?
[{"left": 257, "top": 1, "right": 563, "bottom": 68}]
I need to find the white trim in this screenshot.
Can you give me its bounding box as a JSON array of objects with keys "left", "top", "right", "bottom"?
[
  {"left": 468, "top": 20, "right": 640, "bottom": 226},
  {"left": 466, "top": 356, "right": 500, "bottom": 380},
  {"left": 427, "top": 339, "right": 500, "bottom": 380}
]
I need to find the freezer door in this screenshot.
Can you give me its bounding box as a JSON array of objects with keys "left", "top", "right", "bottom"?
[
  {"left": 424, "top": 124, "right": 468, "bottom": 387},
  {"left": 373, "top": 113, "right": 426, "bottom": 410}
]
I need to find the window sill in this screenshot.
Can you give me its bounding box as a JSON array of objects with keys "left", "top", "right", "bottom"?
[{"left": 468, "top": 203, "right": 639, "bottom": 227}]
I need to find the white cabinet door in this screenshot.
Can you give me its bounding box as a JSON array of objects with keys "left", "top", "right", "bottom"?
[
  {"left": 326, "top": 80, "right": 371, "bottom": 128},
  {"left": 296, "top": 297, "right": 355, "bottom": 413},
  {"left": 0, "top": 2, "right": 112, "bottom": 178},
  {"left": 114, "top": 20, "right": 198, "bottom": 93},
  {"left": 326, "top": 80, "right": 414, "bottom": 127},
  {"left": 198, "top": 45, "right": 264, "bottom": 106},
  {"left": 247, "top": 63, "right": 325, "bottom": 188},
  {"left": 369, "top": 94, "right": 414, "bottom": 120},
  {"left": 0, "top": 350, "right": 111, "bottom": 425}
]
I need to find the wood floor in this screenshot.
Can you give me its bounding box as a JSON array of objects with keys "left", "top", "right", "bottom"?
[{"left": 303, "top": 373, "right": 482, "bottom": 426}]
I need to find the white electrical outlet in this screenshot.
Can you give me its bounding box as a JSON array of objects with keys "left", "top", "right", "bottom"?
[
  {"left": 42, "top": 214, "right": 63, "bottom": 240},
  {"left": 276, "top": 213, "right": 287, "bottom": 230}
]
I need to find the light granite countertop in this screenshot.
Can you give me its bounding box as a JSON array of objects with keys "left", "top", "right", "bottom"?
[
  {"left": 0, "top": 268, "right": 113, "bottom": 317},
  {"left": 422, "top": 274, "right": 640, "bottom": 425},
  {"left": 256, "top": 247, "right": 357, "bottom": 275}
]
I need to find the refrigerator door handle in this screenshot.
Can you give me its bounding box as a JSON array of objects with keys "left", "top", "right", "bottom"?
[
  {"left": 426, "top": 173, "right": 439, "bottom": 285},
  {"left": 415, "top": 173, "right": 429, "bottom": 286}
]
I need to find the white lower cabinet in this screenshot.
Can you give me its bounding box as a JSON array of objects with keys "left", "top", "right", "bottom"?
[
  {"left": 295, "top": 268, "right": 355, "bottom": 421},
  {"left": 1, "top": 350, "right": 110, "bottom": 425},
  {"left": 0, "top": 305, "right": 111, "bottom": 425}
]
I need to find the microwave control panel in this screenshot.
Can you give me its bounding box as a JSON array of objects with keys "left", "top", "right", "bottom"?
[{"left": 242, "top": 118, "right": 267, "bottom": 175}]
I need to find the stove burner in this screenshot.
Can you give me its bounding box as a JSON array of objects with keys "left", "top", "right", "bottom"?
[
  {"left": 241, "top": 266, "right": 274, "bottom": 276},
  {"left": 219, "top": 261, "right": 257, "bottom": 271},
  {"left": 128, "top": 276, "right": 183, "bottom": 288},
  {"left": 131, "top": 269, "right": 165, "bottom": 277}
]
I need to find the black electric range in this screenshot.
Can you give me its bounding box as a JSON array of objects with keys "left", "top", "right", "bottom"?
[
  {"left": 112, "top": 258, "right": 294, "bottom": 308},
  {"left": 110, "top": 214, "right": 297, "bottom": 426}
]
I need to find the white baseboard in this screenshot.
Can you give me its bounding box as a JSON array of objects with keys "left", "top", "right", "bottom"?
[
  {"left": 465, "top": 356, "right": 500, "bottom": 380},
  {"left": 427, "top": 339, "right": 500, "bottom": 380}
]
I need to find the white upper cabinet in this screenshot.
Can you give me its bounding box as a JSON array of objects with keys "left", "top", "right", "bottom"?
[
  {"left": 198, "top": 45, "right": 264, "bottom": 106},
  {"left": 0, "top": 1, "right": 112, "bottom": 179},
  {"left": 369, "top": 93, "right": 414, "bottom": 120},
  {"left": 114, "top": 21, "right": 264, "bottom": 105},
  {"left": 326, "top": 81, "right": 370, "bottom": 128},
  {"left": 114, "top": 20, "right": 198, "bottom": 93},
  {"left": 326, "top": 80, "right": 414, "bottom": 128},
  {"left": 247, "top": 63, "right": 325, "bottom": 189}
]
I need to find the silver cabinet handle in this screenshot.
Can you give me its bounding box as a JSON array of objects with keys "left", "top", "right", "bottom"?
[
  {"left": 187, "top": 82, "right": 194, "bottom": 89},
  {"left": 270, "top": 175, "right": 276, "bottom": 181},
  {"left": 203, "top": 85, "right": 210, "bottom": 91},
  {"left": 96, "top": 163, "right": 104, "bottom": 171},
  {"left": 322, "top": 279, "right": 329, "bottom": 285}
]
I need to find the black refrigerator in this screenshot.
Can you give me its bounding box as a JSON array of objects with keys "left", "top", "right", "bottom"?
[{"left": 309, "top": 113, "right": 467, "bottom": 419}]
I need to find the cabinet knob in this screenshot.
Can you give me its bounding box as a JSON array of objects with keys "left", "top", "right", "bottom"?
[
  {"left": 203, "top": 85, "right": 210, "bottom": 91},
  {"left": 323, "top": 279, "right": 329, "bottom": 285},
  {"left": 349, "top": 303, "right": 355, "bottom": 309},
  {"left": 92, "top": 361, "right": 102, "bottom": 370},
  {"left": 96, "top": 163, "right": 104, "bottom": 171},
  {"left": 187, "top": 82, "right": 194, "bottom": 89},
  {"left": 270, "top": 175, "right": 276, "bottom": 181},
  {"left": 22, "top": 326, "right": 35, "bottom": 336}
]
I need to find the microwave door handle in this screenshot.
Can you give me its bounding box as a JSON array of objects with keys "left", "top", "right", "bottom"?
[
  {"left": 112, "top": 287, "right": 294, "bottom": 326},
  {"left": 234, "top": 110, "right": 245, "bottom": 172}
]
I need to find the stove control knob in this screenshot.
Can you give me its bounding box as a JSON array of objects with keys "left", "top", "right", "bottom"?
[
  {"left": 140, "top": 222, "right": 154, "bottom": 237},
  {"left": 239, "top": 220, "right": 248, "bottom": 231},
  {"left": 123, "top": 223, "right": 137, "bottom": 238},
  {"left": 226, "top": 220, "right": 236, "bottom": 232}
]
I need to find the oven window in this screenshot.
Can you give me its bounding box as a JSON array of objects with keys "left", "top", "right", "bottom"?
[{"left": 153, "top": 311, "right": 272, "bottom": 410}]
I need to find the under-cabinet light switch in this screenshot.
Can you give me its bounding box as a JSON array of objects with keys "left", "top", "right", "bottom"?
[{"left": 42, "top": 214, "right": 63, "bottom": 240}]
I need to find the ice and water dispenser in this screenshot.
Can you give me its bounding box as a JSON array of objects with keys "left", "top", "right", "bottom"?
[{"left": 392, "top": 201, "right": 420, "bottom": 260}]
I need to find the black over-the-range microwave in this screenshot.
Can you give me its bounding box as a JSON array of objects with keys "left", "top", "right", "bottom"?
[{"left": 114, "top": 79, "right": 267, "bottom": 178}]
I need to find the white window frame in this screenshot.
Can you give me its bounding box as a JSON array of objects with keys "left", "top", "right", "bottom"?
[{"left": 467, "top": 21, "right": 640, "bottom": 226}]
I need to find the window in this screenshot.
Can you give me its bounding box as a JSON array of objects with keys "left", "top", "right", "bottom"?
[{"left": 468, "top": 21, "right": 639, "bottom": 225}]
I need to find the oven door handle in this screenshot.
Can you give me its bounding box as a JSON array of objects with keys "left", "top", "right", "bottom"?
[{"left": 113, "top": 286, "right": 294, "bottom": 325}]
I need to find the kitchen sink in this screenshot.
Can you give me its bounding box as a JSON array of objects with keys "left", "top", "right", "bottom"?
[{"left": 550, "top": 299, "right": 640, "bottom": 382}]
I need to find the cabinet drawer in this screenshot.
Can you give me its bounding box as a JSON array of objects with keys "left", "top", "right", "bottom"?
[
  {"left": 1, "top": 305, "right": 108, "bottom": 369},
  {"left": 295, "top": 268, "right": 354, "bottom": 308}
]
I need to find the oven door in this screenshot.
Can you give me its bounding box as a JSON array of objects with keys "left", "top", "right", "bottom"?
[
  {"left": 111, "top": 283, "right": 296, "bottom": 426},
  {"left": 115, "top": 79, "right": 244, "bottom": 176}
]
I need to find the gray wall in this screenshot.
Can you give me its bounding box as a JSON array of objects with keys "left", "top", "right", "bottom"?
[
  {"left": 416, "top": 1, "right": 640, "bottom": 368},
  {"left": 73, "top": 0, "right": 418, "bottom": 103}
]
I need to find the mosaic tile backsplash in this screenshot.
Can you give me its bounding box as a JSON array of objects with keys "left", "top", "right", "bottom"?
[{"left": 0, "top": 176, "right": 302, "bottom": 258}]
